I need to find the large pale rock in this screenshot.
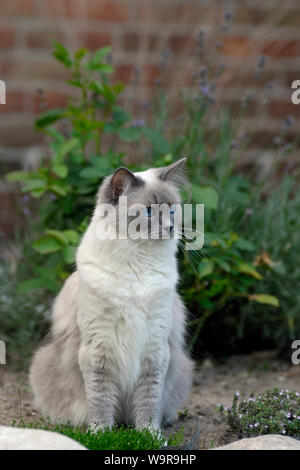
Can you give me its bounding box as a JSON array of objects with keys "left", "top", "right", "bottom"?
[
  {"left": 215, "top": 435, "right": 300, "bottom": 450},
  {"left": 0, "top": 426, "right": 87, "bottom": 450}
]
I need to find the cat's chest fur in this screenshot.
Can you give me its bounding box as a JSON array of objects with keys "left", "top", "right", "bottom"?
[{"left": 77, "top": 244, "right": 177, "bottom": 391}]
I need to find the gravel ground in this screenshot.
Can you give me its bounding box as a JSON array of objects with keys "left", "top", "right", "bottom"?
[{"left": 1, "top": 352, "right": 299, "bottom": 449}]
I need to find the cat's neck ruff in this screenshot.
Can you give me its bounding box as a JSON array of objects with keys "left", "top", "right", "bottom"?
[{"left": 77, "top": 219, "right": 178, "bottom": 276}]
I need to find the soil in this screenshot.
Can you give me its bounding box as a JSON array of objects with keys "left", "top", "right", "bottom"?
[{"left": 1, "top": 352, "right": 299, "bottom": 449}]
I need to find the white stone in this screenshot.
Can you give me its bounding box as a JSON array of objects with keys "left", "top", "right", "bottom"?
[
  {"left": 0, "top": 426, "right": 87, "bottom": 450},
  {"left": 214, "top": 435, "right": 300, "bottom": 450}
]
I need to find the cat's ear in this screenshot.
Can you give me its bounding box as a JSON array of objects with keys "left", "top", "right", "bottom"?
[
  {"left": 159, "top": 157, "right": 187, "bottom": 182},
  {"left": 110, "top": 167, "right": 140, "bottom": 199}
]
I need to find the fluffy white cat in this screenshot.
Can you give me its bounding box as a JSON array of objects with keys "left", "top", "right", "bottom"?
[{"left": 30, "top": 158, "right": 193, "bottom": 433}]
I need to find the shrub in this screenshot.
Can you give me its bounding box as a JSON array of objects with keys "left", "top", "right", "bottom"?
[
  {"left": 0, "top": 263, "right": 48, "bottom": 369},
  {"left": 6, "top": 41, "right": 296, "bottom": 363},
  {"left": 220, "top": 389, "right": 300, "bottom": 437}
]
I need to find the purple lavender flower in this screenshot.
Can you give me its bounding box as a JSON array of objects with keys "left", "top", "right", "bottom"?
[
  {"left": 23, "top": 207, "right": 30, "bottom": 216},
  {"left": 21, "top": 195, "right": 30, "bottom": 204},
  {"left": 132, "top": 118, "right": 145, "bottom": 128},
  {"left": 224, "top": 11, "right": 233, "bottom": 22},
  {"left": 258, "top": 55, "right": 266, "bottom": 69}
]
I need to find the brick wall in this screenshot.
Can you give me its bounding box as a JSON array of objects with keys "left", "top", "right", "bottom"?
[{"left": 0, "top": 0, "right": 300, "bottom": 235}]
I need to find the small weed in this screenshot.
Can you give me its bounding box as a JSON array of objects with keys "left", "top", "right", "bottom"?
[
  {"left": 219, "top": 389, "right": 300, "bottom": 437},
  {"left": 177, "top": 408, "right": 191, "bottom": 419}
]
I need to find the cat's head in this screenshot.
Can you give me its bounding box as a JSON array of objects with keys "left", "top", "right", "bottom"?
[{"left": 96, "top": 158, "right": 187, "bottom": 241}]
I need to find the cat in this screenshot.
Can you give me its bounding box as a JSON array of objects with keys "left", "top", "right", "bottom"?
[{"left": 29, "top": 158, "right": 193, "bottom": 433}]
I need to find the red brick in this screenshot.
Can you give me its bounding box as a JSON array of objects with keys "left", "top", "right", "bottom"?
[
  {"left": 236, "top": 8, "right": 300, "bottom": 28},
  {"left": 34, "top": 91, "right": 68, "bottom": 113},
  {"left": 168, "top": 35, "right": 196, "bottom": 54},
  {"left": 113, "top": 64, "right": 134, "bottom": 83},
  {"left": 122, "top": 33, "right": 140, "bottom": 52},
  {"left": 0, "top": 92, "right": 23, "bottom": 112},
  {"left": 234, "top": 8, "right": 269, "bottom": 25},
  {"left": 0, "top": 0, "right": 36, "bottom": 16},
  {"left": 138, "top": 2, "right": 222, "bottom": 24},
  {"left": 2, "top": 58, "right": 69, "bottom": 81},
  {"left": 83, "top": 32, "right": 112, "bottom": 51},
  {"left": 221, "top": 36, "right": 253, "bottom": 57},
  {"left": 262, "top": 40, "right": 299, "bottom": 58},
  {"left": 122, "top": 33, "right": 161, "bottom": 53},
  {"left": 43, "top": 0, "right": 76, "bottom": 18},
  {"left": 0, "top": 28, "right": 15, "bottom": 48},
  {"left": 26, "top": 30, "right": 64, "bottom": 48},
  {"left": 0, "top": 121, "right": 42, "bottom": 147},
  {"left": 88, "top": 1, "right": 128, "bottom": 22},
  {"left": 268, "top": 101, "right": 300, "bottom": 118},
  {"left": 145, "top": 64, "right": 159, "bottom": 86},
  {"left": 148, "top": 34, "right": 160, "bottom": 52},
  {"left": 286, "top": 72, "right": 300, "bottom": 88}
]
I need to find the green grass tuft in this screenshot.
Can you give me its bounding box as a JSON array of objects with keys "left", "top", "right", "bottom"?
[{"left": 17, "top": 419, "right": 183, "bottom": 450}]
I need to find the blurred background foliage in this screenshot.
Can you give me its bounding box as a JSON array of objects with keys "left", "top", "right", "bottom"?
[{"left": 1, "top": 42, "right": 299, "bottom": 369}]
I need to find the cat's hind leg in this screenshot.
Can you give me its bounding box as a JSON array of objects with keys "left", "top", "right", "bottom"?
[
  {"left": 29, "top": 338, "right": 88, "bottom": 425},
  {"left": 162, "top": 347, "right": 193, "bottom": 424}
]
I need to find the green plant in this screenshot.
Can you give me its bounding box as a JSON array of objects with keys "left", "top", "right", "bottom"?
[
  {"left": 181, "top": 231, "right": 279, "bottom": 351},
  {"left": 17, "top": 419, "right": 183, "bottom": 450},
  {"left": 5, "top": 42, "right": 284, "bottom": 360},
  {"left": 5, "top": 43, "right": 187, "bottom": 293},
  {"left": 6, "top": 43, "right": 134, "bottom": 292},
  {"left": 219, "top": 389, "right": 300, "bottom": 437},
  {"left": 0, "top": 263, "right": 48, "bottom": 369}
]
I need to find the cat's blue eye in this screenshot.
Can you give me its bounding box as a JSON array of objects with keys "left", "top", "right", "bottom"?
[
  {"left": 170, "top": 204, "right": 176, "bottom": 215},
  {"left": 143, "top": 207, "right": 152, "bottom": 217}
]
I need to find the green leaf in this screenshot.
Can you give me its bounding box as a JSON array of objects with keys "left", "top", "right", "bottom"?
[
  {"left": 45, "top": 229, "right": 69, "bottom": 245},
  {"left": 118, "top": 126, "right": 142, "bottom": 142},
  {"left": 67, "top": 79, "right": 83, "bottom": 88},
  {"left": 85, "top": 46, "right": 112, "bottom": 71},
  {"left": 46, "top": 127, "right": 65, "bottom": 143},
  {"left": 74, "top": 47, "right": 87, "bottom": 62},
  {"left": 49, "top": 180, "right": 70, "bottom": 196},
  {"left": 17, "top": 278, "right": 45, "bottom": 293},
  {"left": 112, "top": 106, "right": 131, "bottom": 125},
  {"left": 192, "top": 185, "right": 219, "bottom": 210},
  {"left": 111, "top": 82, "right": 125, "bottom": 95},
  {"left": 63, "top": 230, "right": 80, "bottom": 245},
  {"left": 235, "top": 262, "right": 262, "bottom": 280},
  {"left": 235, "top": 237, "right": 256, "bottom": 251},
  {"left": 143, "top": 127, "right": 170, "bottom": 155},
  {"left": 33, "top": 235, "right": 62, "bottom": 254},
  {"left": 6, "top": 171, "right": 31, "bottom": 182},
  {"left": 53, "top": 42, "right": 73, "bottom": 68},
  {"left": 31, "top": 187, "right": 47, "bottom": 199},
  {"left": 52, "top": 164, "right": 68, "bottom": 178},
  {"left": 199, "top": 259, "right": 215, "bottom": 277},
  {"left": 62, "top": 245, "right": 76, "bottom": 264},
  {"left": 35, "top": 109, "right": 64, "bottom": 130},
  {"left": 21, "top": 179, "right": 47, "bottom": 193},
  {"left": 215, "top": 258, "right": 231, "bottom": 273},
  {"left": 80, "top": 167, "right": 106, "bottom": 179},
  {"left": 56, "top": 138, "right": 80, "bottom": 160},
  {"left": 249, "top": 294, "right": 280, "bottom": 307},
  {"left": 80, "top": 156, "right": 112, "bottom": 179}
]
